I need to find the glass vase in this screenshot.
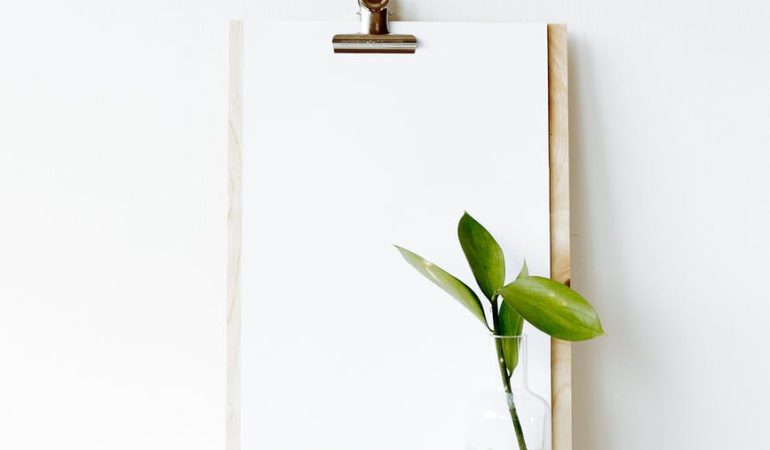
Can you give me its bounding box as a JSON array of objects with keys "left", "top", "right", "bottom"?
[{"left": 465, "top": 335, "right": 550, "bottom": 450}]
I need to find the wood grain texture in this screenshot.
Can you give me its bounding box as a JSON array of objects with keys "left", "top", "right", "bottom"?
[
  {"left": 547, "top": 24, "right": 573, "bottom": 450},
  {"left": 227, "top": 20, "right": 243, "bottom": 450}
]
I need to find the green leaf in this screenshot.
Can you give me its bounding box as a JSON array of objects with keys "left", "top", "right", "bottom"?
[
  {"left": 395, "top": 246, "right": 488, "bottom": 327},
  {"left": 497, "top": 260, "right": 528, "bottom": 371},
  {"left": 497, "top": 276, "right": 604, "bottom": 341},
  {"left": 498, "top": 302, "right": 524, "bottom": 370},
  {"left": 457, "top": 212, "right": 505, "bottom": 300},
  {"left": 517, "top": 259, "right": 529, "bottom": 279}
]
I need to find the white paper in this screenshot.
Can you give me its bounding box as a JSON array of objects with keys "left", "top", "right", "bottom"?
[{"left": 242, "top": 21, "right": 550, "bottom": 450}]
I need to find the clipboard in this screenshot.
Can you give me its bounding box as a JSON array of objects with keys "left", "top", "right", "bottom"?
[{"left": 227, "top": 20, "right": 571, "bottom": 450}]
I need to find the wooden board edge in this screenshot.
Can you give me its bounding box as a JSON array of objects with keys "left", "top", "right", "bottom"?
[
  {"left": 548, "top": 23, "right": 573, "bottom": 450},
  {"left": 227, "top": 20, "right": 243, "bottom": 450}
]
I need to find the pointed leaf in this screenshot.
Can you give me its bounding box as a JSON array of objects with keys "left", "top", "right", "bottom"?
[
  {"left": 395, "top": 246, "right": 487, "bottom": 326},
  {"left": 517, "top": 260, "right": 529, "bottom": 279},
  {"left": 497, "top": 260, "right": 528, "bottom": 371},
  {"left": 498, "top": 276, "right": 604, "bottom": 341},
  {"left": 498, "top": 302, "right": 524, "bottom": 370},
  {"left": 457, "top": 212, "right": 505, "bottom": 300}
]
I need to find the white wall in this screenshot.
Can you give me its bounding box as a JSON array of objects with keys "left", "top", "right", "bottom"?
[
  {"left": 0, "top": 2, "right": 234, "bottom": 449},
  {"left": 2, "top": 1, "right": 769, "bottom": 449}
]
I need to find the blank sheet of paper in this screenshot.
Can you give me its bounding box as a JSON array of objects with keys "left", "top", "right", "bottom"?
[{"left": 241, "top": 21, "right": 550, "bottom": 450}]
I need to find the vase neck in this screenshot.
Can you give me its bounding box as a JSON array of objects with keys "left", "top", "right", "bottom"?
[
  {"left": 493, "top": 334, "right": 529, "bottom": 391},
  {"left": 509, "top": 359, "right": 528, "bottom": 391}
]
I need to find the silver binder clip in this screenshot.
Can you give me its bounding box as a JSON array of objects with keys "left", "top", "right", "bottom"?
[{"left": 332, "top": 0, "right": 417, "bottom": 54}]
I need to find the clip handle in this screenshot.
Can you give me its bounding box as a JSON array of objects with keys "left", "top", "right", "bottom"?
[{"left": 359, "top": 0, "right": 389, "bottom": 35}]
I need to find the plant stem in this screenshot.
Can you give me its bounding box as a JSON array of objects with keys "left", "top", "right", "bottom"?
[{"left": 491, "top": 297, "right": 528, "bottom": 450}]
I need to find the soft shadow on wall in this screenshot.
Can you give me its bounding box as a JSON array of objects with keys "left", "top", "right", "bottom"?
[{"left": 567, "top": 34, "right": 624, "bottom": 450}]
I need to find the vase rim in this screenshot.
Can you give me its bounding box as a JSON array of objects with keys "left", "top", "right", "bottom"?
[{"left": 489, "top": 334, "right": 526, "bottom": 339}]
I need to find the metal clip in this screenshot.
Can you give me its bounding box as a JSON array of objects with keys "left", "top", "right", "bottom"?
[{"left": 332, "top": 0, "right": 417, "bottom": 54}]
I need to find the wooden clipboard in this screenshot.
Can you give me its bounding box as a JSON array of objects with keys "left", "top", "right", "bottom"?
[{"left": 226, "top": 21, "right": 572, "bottom": 450}]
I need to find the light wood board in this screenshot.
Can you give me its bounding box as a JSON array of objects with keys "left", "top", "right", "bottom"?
[
  {"left": 227, "top": 21, "right": 572, "bottom": 450},
  {"left": 547, "top": 24, "right": 572, "bottom": 450},
  {"left": 227, "top": 20, "right": 243, "bottom": 450}
]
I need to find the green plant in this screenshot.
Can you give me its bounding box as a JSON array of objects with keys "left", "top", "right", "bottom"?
[{"left": 396, "top": 212, "right": 603, "bottom": 450}]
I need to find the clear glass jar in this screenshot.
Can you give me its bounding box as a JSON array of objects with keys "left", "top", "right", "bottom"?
[{"left": 465, "top": 335, "right": 550, "bottom": 450}]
